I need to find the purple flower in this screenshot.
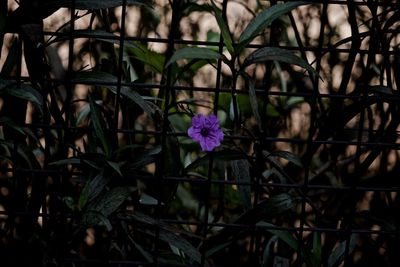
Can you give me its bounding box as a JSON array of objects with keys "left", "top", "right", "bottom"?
[{"left": 188, "top": 114, "right": 224, "bottom": 151}]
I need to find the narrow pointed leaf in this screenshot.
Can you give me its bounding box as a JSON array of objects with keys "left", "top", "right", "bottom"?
[
  {"left": 49, "top": 158, "right": 81, "bottom": 166},
  {"left": 74, "top": 71, "right": 157, "bottom": 115},
  {"left": 257, "top": 221, "right": 298, "bottom": 251},
  {"left": 121, "top": 87, "right": 157, "bottom": 115},
  {"left": 262, "top": 236, "right": 278, "bottom": 267},
  {"left": 310, "top": 232, "right": 322, "bottom": 267},
  {"left": 87, "top": 174, "right": 109, "bottom": 202},
  {"left": 1, "top": 38, "right": 18, "bottom": 75},
  {"left": 159, "top": 229, "right": 202, "bottom": 264},
  {"left": 239, "top": 2, "right": 309, "bottom": 50},
  {"left": 128, "top": 146, "right": 161, "bottom": 170},
  {"left": 82, "top": 210, "right": 112, "bottom": 231},
  {"left": 106, "top": 160, "right": 124, "bottom": 176},
  {"left": 129, "top": 237, "right": 154, "bottom": 263},
  {"left": 5, "top": 84, "right": 43, "bottom": 114},
  {"left": 272, "top": 151, "right": 303, "bottom": 167},
  {"left": 185, "top": 149, "right": 249, "bottom": 171},
  {"left": 211, "top": 1, "right": 234, "bottom": 54},
  {"left": 327, "top": 235, "right": 358, "bottom": 267},
  {"left": 166, "top": 47, "right": 222, "bottom": 67},
  {"left": 91, "top": 187, "right": 134, "bottom": 217},
  {"left": 139, "top": 193, "right": 160, "bottom": 205},
  {"left": 367, "top": 85, "right": 393, "bottom": 95},
  {"left": 0, "top": 117, "right": 27, "bottom": 136},
  {"left": 231, "top": 159, "right": 252, "bottom": 211},
  {"left": 243, "top": 75, "right": 262, "bottom": 130},
  {"left": 243, "top": 47, "right": 317, "bottom": 75},
  {"left": 88, "top": 94, "right": 111, "bottom": 156},
  {"left": 126, "top": 212, "right": 202, "bottom": 264}
]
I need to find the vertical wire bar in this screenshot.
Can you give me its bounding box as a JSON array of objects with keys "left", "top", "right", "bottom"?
[
  {"left": 153, "top": 1, "right": 181, "bottom": 265},
  {"left": 251, "top": 0, "right": 278, "bottom": 261},
  {"left": 199, "top": 1, "right": 228, "bottom": 265},
  {"left": 62, "top": 0, "right": 76, "bottom": 263},
  {"left": 297, "top": 1, "right": 328, "bottom": 264},
  {"left": 8, "top": 32, "right": 24, "bottom": 250},
  {"left": 113, "top": 0, "right": 128, "bottom": 146},
  {"left": 343, "top": 0, "right": 362, "bottom": 265}
]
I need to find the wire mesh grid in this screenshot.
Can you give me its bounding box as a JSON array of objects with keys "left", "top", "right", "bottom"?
[{"left": 0, "top": 0, "right": 399, "bottom": 266}]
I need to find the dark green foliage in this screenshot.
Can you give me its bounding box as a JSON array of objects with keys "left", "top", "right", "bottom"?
[{"left": 0, "top": 1, "right": 399, "bottom": 267}]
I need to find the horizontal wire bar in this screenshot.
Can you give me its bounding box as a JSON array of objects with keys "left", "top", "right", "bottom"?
[
  {"left": 2, "top": 167, "right": 400, "bottom": 192},
  {"left": 42, "top": 30, "right": 400, "bottom": 55},
  {"left": 0, "top": 210, "right": 397, "bottom": 236}
]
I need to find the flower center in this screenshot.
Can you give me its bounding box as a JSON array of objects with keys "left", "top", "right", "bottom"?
[{"left": 200, "top": 128, "right": 209, "bottom": 137}]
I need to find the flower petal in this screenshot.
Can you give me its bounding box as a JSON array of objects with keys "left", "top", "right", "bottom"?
[
  {"left": 188, "top": 126, "right": 201, "bottom": 140},
  {"left": 188, "top": 113, "right": 224, "bottom": 151},
  {"left": 200, "top": 137, "right": 216, "bottom": 151},
  {"left": 191, "top": 114, "right": 206, "bottom": 128},
  {"left": 206, "top": 114, "right": 219, "bottom": 128}
]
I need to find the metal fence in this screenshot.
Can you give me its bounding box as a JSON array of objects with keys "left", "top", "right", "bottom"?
[{"left": 0, "top": 0, "right": 399, "bottom": 266}]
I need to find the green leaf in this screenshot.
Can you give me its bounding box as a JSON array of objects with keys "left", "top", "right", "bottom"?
[
  {"left": 79, "top": 174, "right": 110, "bottom": 210},
  {"left": 243, "top": 74, "right": 262, "bottom": 131},
  {"left": 210, "top": 1, "right": 234, "bottom": 54},
  {"left": 88, "top": 94, "right": 111, "bottom": 157},
  {"left": 128, "top": 146, "right": 161, "bottom": 170},
  {"left": 129, "top": 237, "right": 154, "bottom": 263},
  {"left": 43, "top": 0, "right": 149, "bottom": 10},
  {"left": 159, "top": 229, "right": 201, "bottom": 264},
  {"left": 263, "top": 150, "right": 295, "bottom": 184},
  {"left": 204, "top": 239, "right": 234, "bottom": 258},
  {"left": 106, "top": 160, "right": 124, "bottom": 176},
  {"left": 125, "top": 41, "right": 165, "bottom": 73},
  {"left": 73, "top": 70, "right": 117, "bottom": 85},
  {"left": 286, "top": 96, "right": 305, "bottom": 108},
  {"left": 76, "top": 102, "right": 90, "bottom": 126},
  {"left": 231, "top": 159, "right": 252, "bottom": 211},
  {"left": 201, "top": 193, "right": 300, "bottom": 254},
  {"left": 121, "top": 87, "right": 158, "bottom": 115},
  {"left": 238, "top": 1, "right": 309, "bottom": 51},
  {"left": 78, "top": 180, "right": 90, "bottom": 210},
  {"left": 139, "top": 193, "right": 160, "bottom": 205},
  {"left": 271, "top": 151, "right": 303, "bottom": 167},
  {"left": 261, "top": 236, "right": 278, "bottom": 267},
  {"left": 260, "top": 193, "right": 299, "bottom": 214},
  {"left": 1, "top": 38, "right": 18, "bottom": 75},
  {"left": 87, "top": 174, "right": 109, "bottom": 202},
  {"left": 367, "top": 85, "right": 394, "bottom": 95},
  {"left": 0, "top": 117, "right": 27, "bottom": 137},
  {"left": 242, "top": 47, "right": 317, "bottom": 76},
  {"left": 185, "top": 149, "right": 249, "bottom": 171},
  {"left": 166, "top": 47, "right": 222, "bottom": 67},
  {"left": 49, "top": 158, "right": 81, "bottom": 166},
  {"left": 310, "top": 232, "right": 322, "bottom": 267},
  {"left": 258, "top": 221, "right": 316, "bottom": 267},
  {"left": 327, "top": 235, "right": 358, "bottom": 267},
  {"left": 164, "top": 134, "right": 183, "bottom": 177},
  {"left": 182, "top": 2, "right": 212, "bottom": 15},
  {"left": 257, "top": 221, "right": 298, "bottom": 251},
  {"left": 82, "top": 159, "right": 103, "bottom": 171},
  {"left": 126, "top": 212, "right": 202, "bottom": 264},
  {"left": 3, "top": 84, "right": 43, "bottom": 114},
  {"left": 74, "top": 71, "right": 157, "bottom": 115},
  {"left": 51, "top": 30, "right": 164, "bottom": 73},
  {"left": 90, "top": 187, "right": 134, "bottom": 217},
  {"left": 82, "top": 210, "right": 112, "bottom": 231}
]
